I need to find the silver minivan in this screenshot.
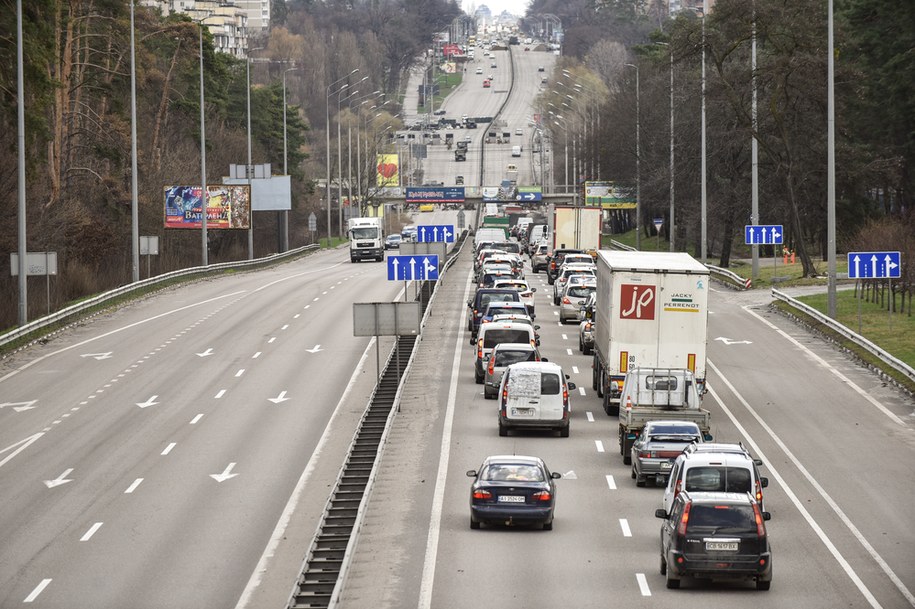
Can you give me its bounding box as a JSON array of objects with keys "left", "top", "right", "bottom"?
[
  {"left": 497, "top": 362, "right": 575, "bottom": 437},
  {"left": 474, "top": 322, "right": 536, "bottom": 384}
]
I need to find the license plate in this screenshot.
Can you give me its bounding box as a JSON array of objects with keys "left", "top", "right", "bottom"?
[
  {"left": 511, "top": 408, "right": 534, "bottom": 417},
  {"left": 661, "top": 461, "right": 673, "bottom": 470},
  {"left": 498, "top": 495, "right": 525, "bottom": 503},
  {"left": 706, "top": 541, "right": 739, "bottom": 551}
]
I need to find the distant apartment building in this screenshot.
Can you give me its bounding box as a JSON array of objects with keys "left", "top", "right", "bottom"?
[{"left": 139, "top": 0, "right": 265, "bottom": 57}]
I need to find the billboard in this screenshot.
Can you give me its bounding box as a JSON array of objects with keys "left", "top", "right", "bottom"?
[
  {"left": 376, "top": 154, "right": 399, "bottom": 188},
  {"left": 164, "top": 185, "right": 250, "bottom": 229},
  {"left": 405, "top": 187, "right": 465, "bottom": 203},
  {"left": 222, "top": 175, "right": 291, "bottom": 211},
  {"left": 584, "top": 181, "right": 636, "bottom": 209}
]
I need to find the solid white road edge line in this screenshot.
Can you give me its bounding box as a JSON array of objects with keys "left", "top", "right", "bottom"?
[
  {"left": 741, "top": 305, "right": 906, "bottom": 427},
  {"left": 418, "top": 263, "right": 473, "bottom": 609},
  {"left": 233, "top": 336, "right": 376, "bottom": 609},
  {"left": 708, "top": 360, "right": 911, "bottom": 607}
]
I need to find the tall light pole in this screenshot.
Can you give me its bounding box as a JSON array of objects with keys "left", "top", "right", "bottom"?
[
  {"left": 625, "top": 63, "right": 641, "bottom": 250},
  {"left": 198, "top": 18, "right": 209, "bottom": 266},
  {"left": 246, "top": 46, "right": 264, "bottom": 260},
  {"left": 700, "top": 0, "right": 708, "bottom": 262},
  {"left": 656, "top": 41, "right": 675, "bottom": 251},
  {"left": 129, "top": 1, "right": 139, "bottom": 281},
  {"left": 16, "top": 0, "right": 27, "bottom": 324},
  {"left": 281, "top": 65, "right": 300, "bottom": 252},
  {"left": 325, "top": 69, "right": 358, "bottom": 246},
  {"left": 338, "top": 78, "right": 366, "bottom": 236},
  {"left": 827, "top": 0, "right": 837, "bottom": 318},
  {"left": 751, "top": 11, "right": 760, "bottom": 280}
]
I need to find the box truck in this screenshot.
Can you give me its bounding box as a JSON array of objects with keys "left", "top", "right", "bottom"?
[
  {"left": 551, "top": 206, "right": 601, "bottom": 253},
  {"left": 347, "top": 217, "right": 384, "bottom": 262},
  {"left": 591, "top": 251, "right": 709, "bottom": 415}
]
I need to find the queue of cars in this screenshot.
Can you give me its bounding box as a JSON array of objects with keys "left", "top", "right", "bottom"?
[{"left": 461, "top": 214, "right": 773, "bottom": 590}]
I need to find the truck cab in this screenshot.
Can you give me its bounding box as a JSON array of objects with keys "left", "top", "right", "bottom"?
[{"left": 347, "top": 217, "right": 384, "bottom": 263}]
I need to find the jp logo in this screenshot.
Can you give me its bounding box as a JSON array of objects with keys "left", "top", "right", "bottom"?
[{"left": 620, "top": 284, "right": 656, "bottom": 320}]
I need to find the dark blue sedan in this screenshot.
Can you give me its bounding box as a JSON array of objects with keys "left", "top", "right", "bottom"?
[{"left": 467, "top": 455, "right": 561, "bottom": 530}]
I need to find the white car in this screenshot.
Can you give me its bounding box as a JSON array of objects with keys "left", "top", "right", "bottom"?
[{"left": 492, "top": 278, "right": 537, "bottom": 318}]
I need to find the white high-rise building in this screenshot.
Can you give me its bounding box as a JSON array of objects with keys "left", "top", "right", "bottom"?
[{"left": 139, "top": 0, "right": 263, "bottom": 57}]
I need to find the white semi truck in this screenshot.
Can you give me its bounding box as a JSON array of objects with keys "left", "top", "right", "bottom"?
[
  {"left": 347, "top": 217, "right": 384, "bottom": 262},
  {"left": 591, "top": 251, "right": 709, "bottom": 415}
]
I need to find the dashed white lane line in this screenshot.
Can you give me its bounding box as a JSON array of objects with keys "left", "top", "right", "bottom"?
[
  {"left": 553, "top": 311, "right": 558, "bottom": 316},
  {"left": 252, "top": 352, "right": 262, "bottom": 359},
  {"left": 80, "top": 522, "right": 103, "bottom": 541},
  {"left": 215, "top": 389, "right": 226, "bottom": 399},
  {"left": 268, "top": 337, "right": 276, "bottom": 344},
  {"left": 620, "top": 519, "right": 632, "bottom": 537},
  {"left": 572, "top": 366, "right": 579, "bottom": 374},
  {"left": 566, "top": 348, "right": 573, "bottom": 356},
  {"left": 293, "top": 313, "right": 300, "bottom": 319},
  {"left": 561, "top": 334, "right": 568, "bottom": 340},
  {"left": 235, "top": 369, "right": 245, "bottom": 377},
  {"left": 586, "top": 411, "right": 594, "bottom": 422},
  {"left": 312, "top": 297, "right": 319, "bottom": 302},
  {"left": 636, "top": 573, "right": 651, "bottom": 596},
  {"left": 595, "top": 440, "right": 605, "bottom": 453},
  {"left": 304, "top": 305, "right": 311, "bottom": 309},
  {"left": 190, "top": 414, "right": 204, "bottom": 425},
  {"left": 24, "top": 579, "right": 51, "bottom": 603},
  {"left": 578, "top": 387, "right": 586, "bottom": 396},
  {"left": 606, "top": 475, "right": 617, "bottom": 490},
  {"left": 161, "top": 443, "right": 176, "bottom": 456},
  {"left": 322, "top": 291, "right": 328, "bottom": 295},
  {"left": 281, "top": 324, "right": 289, "bottom": 330},
  {"left": 124, "top": 478, "right": 143, "bottom": 494}
]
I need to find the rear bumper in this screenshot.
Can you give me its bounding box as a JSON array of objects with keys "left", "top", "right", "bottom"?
[
  {"left": 500, "top": 414, "right": 568, "bottom": 431},
  {"left": 669, "top": 551, "right": 772, "bottom": 581},
  {"left": 634, "top": 458, "right": 675, "bottom": 476},
  {"left": 471, "top": 504, "right": 553, "bottom": 525}
]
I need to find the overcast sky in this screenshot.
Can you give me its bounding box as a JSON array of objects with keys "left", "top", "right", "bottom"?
[{"left": 463, "top": 0, "right": 530, "bottom": 18}]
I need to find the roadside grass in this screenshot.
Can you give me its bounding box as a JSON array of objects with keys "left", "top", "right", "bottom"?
[{"left": 417, "top": 73, "right": 463, "bottom": 115}]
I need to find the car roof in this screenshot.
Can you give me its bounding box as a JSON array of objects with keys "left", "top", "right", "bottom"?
[
  {"left": 506, "top": 361, "right": 563, "bottom": 374},
  {"left": 480, "top": 321, "right": 535, "bottom": 332},
  {"left": 645, "top": 420, "right": 702, "bottom": 431},
  {"left": 685, "top": 442, "right": 751, "bottom": 456},
  {"left": 483, "top": 455, "right": 545, "bottom": 466},
  {"left": 491, "top": 342, "right": 537, "bottom": 351},
  {"left": 680, "top": 491, "right": 756, "bottom": 505},
  {"left": 485, "top": 301, "right": 527, "bottom": 309}
]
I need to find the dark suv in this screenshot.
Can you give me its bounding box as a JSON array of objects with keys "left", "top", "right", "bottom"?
[
  {"left": 467, "top": 288, "right": 521, "bottom": 338},
  {"left": 546, "top": 248, "right": 584, "bottom": 284},
  {"left": 655, "top": 491, "right": 772, "bottom": 590}
]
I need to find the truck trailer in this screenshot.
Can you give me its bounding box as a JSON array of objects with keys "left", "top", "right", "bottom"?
[
  {"left": 347, "top": 217, "right": 384, "bottom": 262},
  {"left": 591, "top": 251, "right": 709, "bottom": 415},
  {"left": 551, "top": 205, "right": 601, "bottom": 253}
]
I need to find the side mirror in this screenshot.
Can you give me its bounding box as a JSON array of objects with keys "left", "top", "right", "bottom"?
[
  {"left": 535, "top": 339, "right": 541, "bottom": 346},
  {"left": 704, "top": 434, "right": 714, "bottom": 441},
  {"left": 567, "top": 382, "right": 577, "bottom": 391},
  {"left": 760, "top": 477, "right": 769, "bottom": 488},
  {"left": 470, "top": 338, "right": 476, "bottom": 345},
  {"left": 655, "top": 509, "right": 668, "bottom": 519},
  {"left": 541, "top": 357, "right": 549, "bottom": 362},
  {"left": 551, "top": 472, "right": 562, "bottom": 479},
  {"left": 762, "top": 511, "right": 771, "bottom": 521},
  {"left": 534, "top": 325, "right": 541, "bottom": 331},
  {"left": 466, "top": 470, "right": 478, "bottom": 477},
  {"left": 754, "top": 458, "right": 763, "bottom": 466},
  {"left": 467, "top": 300, "right": 472, "bottom": 307},
  {"left": 531, "top": 287, "right": 537, "bottom": 292}
]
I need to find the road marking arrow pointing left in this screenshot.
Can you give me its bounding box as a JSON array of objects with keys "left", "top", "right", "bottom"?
[
  {"left": 136, "top": 395, "right": 159, "bottom": 409},
  {"left": 197, "top": 348, "right": 214, "bottom": 357},
  {"left": 0, "top": 400, "right": 37, "bottom": 412},
  {"left": 306, "top": 345, "right": 323, "bottom": 353},
  {"left": 44, "top": 468, "right": 74, "bottom": 488},
  {"left": 268, "top": 391, "right": 290, "bottom": 404},
  {"left": 80, "top": 352, "right": 113, "bottom": 360},
  {"left": 210, "top": 462, "right": 239, "bottom": 483}
]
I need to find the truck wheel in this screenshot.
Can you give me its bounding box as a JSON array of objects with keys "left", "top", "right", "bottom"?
[
  {"left": 498, "top": 421, "right": 508, "bottom": 437},
  {"left": 583, "top": 342, "right": 592, "bottom": 356},
  {"left": 559, "top": 426, "right": 569, "bottom": 438}
]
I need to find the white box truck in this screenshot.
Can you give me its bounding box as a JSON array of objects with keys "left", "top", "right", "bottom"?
[
  {"left": 347, "top": 217, "right": 384, "bottom": 262},
  {"left": 551, "top": 206, "right": 601, "bottom": 253},
  {"left": 591, "top": 251, "right": 709, "bottom": 415}
]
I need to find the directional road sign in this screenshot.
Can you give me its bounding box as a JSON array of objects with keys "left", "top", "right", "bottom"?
[
  {"left": 515, "top": 186, "right": 542, "bottom": 202},
  {"left": 847, "top": 251, "right": 901, "bottom": 279},
  {"left": 744, "top": 224, "right": 784, "bottom": 245},
  {"left": 416, "top": 225, "right": 455, "bottom": 243},
  {"left": 387, "top": 255, "right": 440, "bottom": 281}
]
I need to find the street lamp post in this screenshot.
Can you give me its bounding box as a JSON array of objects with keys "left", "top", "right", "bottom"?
[
  {"left": 700, "top": 0, "right": 708, "bottom": 262},
  {"left": 656, "top": 41, "right": 675, "bottom": 251},
  {"left": 325, "top": 69, "right": 359, "bottom": 247},
  {"left": 625, "top": 63, "right": 641, "bottom": 250},
  {"left": 198, "top": 18, "right": 209, "bottom": 266},
  {"left": 246, "top": 46, "right": 264, "bottom": 260},
  {"left": 337, "top": 78, "right": 366, "bottom": 236},
  {"left": 129, "top": 1, "right": 139, "bottom": 281}
]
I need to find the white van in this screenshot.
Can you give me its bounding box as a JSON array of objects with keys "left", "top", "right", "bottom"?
[
  {"left": 511, "top": 145, "right": 521, "bottom": 157},
  {"left": 497, "top": 362, "right": 575, "bottom": 437}
]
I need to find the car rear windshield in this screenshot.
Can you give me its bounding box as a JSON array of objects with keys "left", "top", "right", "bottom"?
[
  {"left": 491, "top": 242, "right": 521, "bottom": 253},
  {"left": 483, "top": 329, "right": 532, "bottom": 348},
  {"left": 686, "top": 504, "right": 757, "bottom": 534},
  {"left": 487, "top": 306, "right": 525, "bottom": 317},
  {"left": 479, "top": 292, "right": 519, "bottom": 308},
  {"left": 567, "top": 286, "right": 594, "bottom": 298},
  {"left": 495, "top": 349, "right": 537, "bottom": 367},
  {"left": 685, "top": 466, "right": 752, "bottom": 493},
  {"left": 481, "top": 463, "right": 544, "bottom": 482},
  {"left": 541, "top": 373, "right": 561, "bottom": 395}
]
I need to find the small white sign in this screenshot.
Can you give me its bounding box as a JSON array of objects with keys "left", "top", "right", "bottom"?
[{"left": 10, "top": 252, "right": 58, "bottom": 276}]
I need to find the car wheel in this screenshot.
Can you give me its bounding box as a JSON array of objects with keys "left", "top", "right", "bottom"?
[
  {"left": 484, "top": 386, "right": 495, "bottom": 399},
  {"left": 666, "top": 569, "right": 680, "bottom": 589},
  {"left": 660, "top": 554, "right": 667, "bottom": 576},
  {"left": 475, "top": 369, "right": 483, "bottom": 384},
  {"left": 498, "top": 421, "right": 508, "bottom": 437},
  {"left": 559, "top": 426, "right": 569, "bottom": 438},
  {"left": 756, "top": 579, "right": 771, "bottom": 591},
  {"left": 623, "top": 454, "right": 632, "bottom": 465},
  {"left": 635, "top": 473, "right": 646, "bottom": 487},
  {"left": 578, "top": 337, "right": 584, "bottom": 353},
  {"left": 470, "top": 518, "right": 480, "bottom": 530},
  {"left": 543, "top": 520, "right": 553, "bottom": 531}
]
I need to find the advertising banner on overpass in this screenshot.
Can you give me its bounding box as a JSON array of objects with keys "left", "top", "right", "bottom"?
[{"left": 405, "top": 187, "right": 465, "bottom": 203}]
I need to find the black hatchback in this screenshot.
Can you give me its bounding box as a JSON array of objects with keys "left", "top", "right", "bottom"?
[{"left": 655, "top": 491, "right": 772, "bottom": 590}]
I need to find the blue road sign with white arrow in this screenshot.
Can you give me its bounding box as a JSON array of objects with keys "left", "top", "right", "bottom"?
[
  {"left": 416, "top": 225, "right": 455, "bottom": 243},
  {"left": 744, "top": 224, "right": 784, "bottom": 245},
  {"left": 847, "top": 251, "right": 901, "bottom": 279},
  {"left": 387, "top": 255, "right": 440, "bottom": 281}
]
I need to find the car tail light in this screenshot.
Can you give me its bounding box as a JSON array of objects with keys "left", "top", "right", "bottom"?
[
  {"left": 752, "top": 502, "right": 767, "bottom": 538},
  {"left": 532, "top": 491, "right": 551, "bottom": 502},
  {"left": 501, "top": 386, "right": 508, "bottom": 405},
  {"left": 487, "top": 357, "right": 495, "bottom": 375},
  {"left": 639, "top": 451, "right": 652, "bottom": 459},
  {"left": 562, "top": 296, "right": 571, "bottom": 305},
  {"left": 562, "top": 386, "right": 569, "bottom": 407},
  {"left": 673, "top": 479, "right": 682, "bottom": 501},
  {"left": 584, "top": 322, "right": 592, "bottom": 331},
  {"left": 473, "top": 489, "right": 492, "bottom": 500},
  {"left": 677, "top": 501, "right": 691, "bottom": 536},
  {"left": 755, "top": 479, "right": 764, "bottom": 505},
  {"left": 477, "top": 339, "right": 483, "bottom": 361}
]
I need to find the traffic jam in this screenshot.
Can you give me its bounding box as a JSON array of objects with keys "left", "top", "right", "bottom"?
[{"left": 458, "top": 208, "right": 773, "bottom": 591}]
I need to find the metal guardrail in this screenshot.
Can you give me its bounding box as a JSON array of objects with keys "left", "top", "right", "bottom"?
[
  {"left": 772, "top": 288, "right": 915, "bottom": 384},
  {"left": 0, "top": 244, "right": 320, "bottom": 350}
]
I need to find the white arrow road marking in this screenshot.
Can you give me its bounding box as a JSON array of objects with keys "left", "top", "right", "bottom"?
[
  {"left": 80, "top": 352, "right": 113, "bottom": 360},
  {"left": 562, "top": 470, "right": 578, "bottom": 479},
  {"left": 0, "top": 400, "right": 37, "bottom": 412},
  {"left": 24, "top": 579, "right": 52, "bottom": 603},
  {"left": 210, "top": 462, "right": 239, "bottom": 483},
  {"left": 136, "top": 395, "right": 159, "bottom": 409},
  {"left": 0, "top": 433, "right": 44, "bottom": 470},
  {"left": 306, "top": 345, "right": 323, "bottom": 353},
  {"left": 196, "top": 348, "right": 214, "bottom": 357},
  {"left": 268, "top": 391, "right": 290, "bottom": 404},
  {"left": 44, "top": 468, "right": 74, "bottom": 488},
  {"left": 714, "top": 337, "right": 753, "bottom": 346}
]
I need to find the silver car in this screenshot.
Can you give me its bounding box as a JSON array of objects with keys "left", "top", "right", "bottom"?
[
  {"left": 578, "top": 293, "right": 596, "bottom": 354},
  {"left": 552, "top": 265, "right": 596, "bottom": 305},
  {"left": 483, "top": 342, "right": 542, "bottom": 399},
  {"left": 530, "top": 242, "right": 550, "bottom": 273},
  {"left": 559, "top": 281, "right": 595, "bottom": 323},
  {"left": 631, "top": 421, "right": 704, "bottom": 487}
]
